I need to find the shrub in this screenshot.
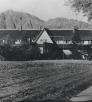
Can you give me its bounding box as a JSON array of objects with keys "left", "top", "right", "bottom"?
[{"left": 0, "top": 43, "right": 41, "bottom": 61}]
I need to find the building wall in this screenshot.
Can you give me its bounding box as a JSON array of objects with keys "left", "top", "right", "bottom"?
[
  {"left": 83, "top": 41, "right": 92, "bottom": 45},
  {"left": 56, "top": 40, "right": 72, "bottom": 44},
  {"left": 56, "top": 40, "right": 92, "bottom": 45},
  {"left": 15, "top": 40, "right": 22, "bottom": 45},
  {"left": 36, "top": 30, "right": 53, "bottom": 44}
]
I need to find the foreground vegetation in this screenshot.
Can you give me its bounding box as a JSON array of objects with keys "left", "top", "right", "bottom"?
[{"left": 0, "top": 60, "right": 92, "bottom": 102}]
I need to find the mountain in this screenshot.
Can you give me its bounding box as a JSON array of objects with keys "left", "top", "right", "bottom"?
[
  {"left": 0, "top": 10, "right": 44, "bottom": 29},
  {"left": 0, "top": 10, "right": 92, "bottom": 29},
  {"left": 45, "top": 18, "right": 92, "bottom": 29}
]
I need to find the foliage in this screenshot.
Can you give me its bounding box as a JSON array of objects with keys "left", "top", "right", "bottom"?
[
  {"left": 68, "top": 0, "right": 92, "bottom": 21},
  {"left": 41, "top": 43, "right": 63, "bottom": 59},
  {"left": 85, "top": 45, "right": 92, "bottom": 60},
  {"left": 71, "top": 26, "right": 82, "bottom": 59},
  {"left": 24, "top": 43, "right": 41, "bottom": 60},
  {"left": 72, "top": 26, "right": 81, "bottom": 44},
  {"left": 0, "top": 43, "right": 41, "bottom": 61}
]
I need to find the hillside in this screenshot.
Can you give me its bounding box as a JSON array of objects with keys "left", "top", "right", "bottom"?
[
  {"left": 0, "top": 10, "right": 92, "bottom": 29},
  {"left": 0, "top": 10, "right": 44, "bottom": 29},
  {"left": 45, "top": 18, "right": 92, "bottom": 29}
]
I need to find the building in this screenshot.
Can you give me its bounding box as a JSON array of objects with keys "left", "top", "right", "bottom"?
[
  {"left": 0, "top": 28, "right": 92, "bottom": 60},
  {"left": 0, "top": 28, "right": 92, "bottom": 48},
  {"left": 32, "top": 28, "right": 92, "bottom": 46}
]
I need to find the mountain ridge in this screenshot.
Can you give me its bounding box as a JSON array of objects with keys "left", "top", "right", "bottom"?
[{"left": 0, "top": 10, "right": 91, "bottom": 29}]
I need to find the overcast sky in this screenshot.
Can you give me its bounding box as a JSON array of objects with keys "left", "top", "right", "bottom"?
[{"left": 0, "top": 0, "right": 87, "bottom": 22}]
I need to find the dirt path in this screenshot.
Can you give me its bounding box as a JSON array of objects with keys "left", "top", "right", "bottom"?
[{"left": 71, "top": 86, "right": 92, "bottom": 102}]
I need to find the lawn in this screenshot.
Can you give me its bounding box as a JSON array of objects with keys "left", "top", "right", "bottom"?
[{"left": 0, "top": 60, "right": 92, "bottom": 102}]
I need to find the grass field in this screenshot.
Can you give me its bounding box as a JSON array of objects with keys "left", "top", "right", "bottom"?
[{"left": 0, "top": 60, "right": 92, "bottom": 101}]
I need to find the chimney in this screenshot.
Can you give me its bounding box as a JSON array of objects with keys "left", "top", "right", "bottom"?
[
  {"left": 73, "top": 25, "right": 79, "bottom": 32},
  {"left": 39, "top": 26, "right": 45, "bottom": 31}
]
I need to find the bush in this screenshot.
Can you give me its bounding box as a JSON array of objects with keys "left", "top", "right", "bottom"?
[
  {"left": 41, "top": 43, "right": 63, "bottom": 60},
  {"left": 0, "top": 43, "right": 41, "bottom": 61}
]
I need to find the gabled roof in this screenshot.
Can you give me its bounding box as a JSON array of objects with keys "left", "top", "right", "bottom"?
[
  {"left": 33, "top": 28, "right": 55, "bottom": 43},
  {"left": 33, "top": 29, "right": 45, "bottom": 42},
  {"left": 40, "top": 29, "right": 92, "bottom": 41}
]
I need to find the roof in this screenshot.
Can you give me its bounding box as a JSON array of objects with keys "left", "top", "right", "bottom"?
[
  {"left": 46, "top": 29, "right": 73, "bottom": 40},
  {"left": 45, "top": 29, "right": 92, "bottom": 41},
  {"left": 0, "top": 30, "right": 40, "bottom": 40},
  {"left": 79, "top": 30, "right": 92, "bottom": 40},
  {"left": 1, "top": 34, "right": 12, "bottom": 40},
  {"left": 34, "top": 29, "right": 45, "bottom": 42},
  {"left": 0, "top": 29, "right": 92, "bottom": 41},
  {"left": 34, "top": 28, "right": 55, "bottom": 43}
]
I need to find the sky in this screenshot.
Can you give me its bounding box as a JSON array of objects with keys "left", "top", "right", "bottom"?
[{"left": 0, "top": 0, "right": 87, "bottom": 22}]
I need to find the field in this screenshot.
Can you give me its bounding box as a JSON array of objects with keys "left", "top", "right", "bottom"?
[{"left": 0, "top": 60, "right": 92, "bottom": 102}]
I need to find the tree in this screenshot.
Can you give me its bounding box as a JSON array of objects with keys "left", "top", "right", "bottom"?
[
  {"left": 71, "top": 26, "right": 82, "bottom": 59},
  {"left": 72, "top": 26, "right": 81, "bottom": 44},
  {"left": 68, "top": 0, "right": 92, "bottom": 21},
  {"left": 25, "top": 43, "right": 41, "bottom": 60}
]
